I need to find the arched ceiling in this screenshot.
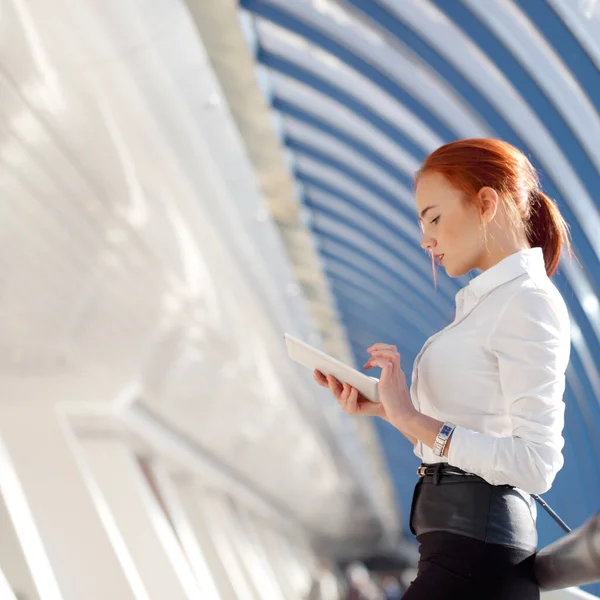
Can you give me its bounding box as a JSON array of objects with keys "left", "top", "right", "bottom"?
[{"left": 239, "top": 0, "right": 600, "bottom": 560}]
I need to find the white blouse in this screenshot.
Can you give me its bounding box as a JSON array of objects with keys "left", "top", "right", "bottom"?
[{"left": 411, "top": 247, "right": 571, "bottom": 495}]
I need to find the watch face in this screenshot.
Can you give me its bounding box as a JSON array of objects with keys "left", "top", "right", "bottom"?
[{"left": 441, "top": 424, "right": 453, "bottom": 436}]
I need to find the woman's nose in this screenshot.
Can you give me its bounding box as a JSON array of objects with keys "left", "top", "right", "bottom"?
[{"left": 420, "top": 233, "right": 436, "bottom": 251}]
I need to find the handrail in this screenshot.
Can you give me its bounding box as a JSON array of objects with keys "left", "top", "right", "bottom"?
[{"left": 535, "top": 512, "right": 600, "bottom": 591}]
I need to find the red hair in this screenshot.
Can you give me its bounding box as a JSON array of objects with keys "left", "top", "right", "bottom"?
[{"left": 415, "top": 138, "right": 571, "bottom": 277}]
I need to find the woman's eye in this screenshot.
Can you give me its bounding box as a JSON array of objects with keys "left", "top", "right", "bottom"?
[{"left": 431, "top": 216, "right": 440, "bottom": 225}]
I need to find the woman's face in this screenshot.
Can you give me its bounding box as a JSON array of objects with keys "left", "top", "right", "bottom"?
[{"left": 415, "top": 172, "right": 486, "bottom": 278}]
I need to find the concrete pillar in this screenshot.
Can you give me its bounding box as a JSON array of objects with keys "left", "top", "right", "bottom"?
[
  {"left": 203, "top": 493, "right": 286, "bottom": 600},
  {"left": 0, "top": 492, "right": 40, "bottom": 600},
  {"left": 195, "top": 491, "right": 259, "bottom": 600},
  {"left": 0, "top": 565, "right": 17, "bottom": 600},
  {"left": 0, "top": 401, "right": 138, "bottom": 600},
  {"left": 80, "top": 438, "right": 205, "bottom": 600},
  {"left": 234, "top": 509, "right": 302, "bottom": 600},
  {"left": 147, "top": 465, "right": 234, "bottom": 600}
]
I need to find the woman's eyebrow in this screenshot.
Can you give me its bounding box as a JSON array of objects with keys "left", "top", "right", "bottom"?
[
  {"left": 420, "top": 205, "right": 438, "bottom": 218},
  {"left": 419, "top": 205, "right": 438, "bottom": 221}
]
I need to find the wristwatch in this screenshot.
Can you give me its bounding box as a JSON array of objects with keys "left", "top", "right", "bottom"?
[{"left": 433, "top": 422, "right": 455, "bottom": 457}]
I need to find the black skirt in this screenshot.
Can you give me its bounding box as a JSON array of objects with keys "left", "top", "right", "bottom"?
[
  {"left": 403, "top": 463, "right": 540, "bottom": 599},
  {"left": 402, "top": 531, "right": 539, "bottom": 600}
]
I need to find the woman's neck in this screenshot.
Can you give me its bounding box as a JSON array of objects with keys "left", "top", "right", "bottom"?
[{"left": 477, "top": 240, "right": 531, "bottom": 272}]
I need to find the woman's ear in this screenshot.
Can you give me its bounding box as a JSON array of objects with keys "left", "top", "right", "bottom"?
[{"left": 478, "top": 187, "right": 499, "bottom": 223}]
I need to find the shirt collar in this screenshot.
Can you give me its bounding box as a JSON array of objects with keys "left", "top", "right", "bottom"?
[{"left": 463, "top": 247, "right": 547, "bottom": 301}]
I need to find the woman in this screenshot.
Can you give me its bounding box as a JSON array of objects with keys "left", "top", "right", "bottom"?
[{"left": 314, "top": 138, "right": 572, "bottom": 599}]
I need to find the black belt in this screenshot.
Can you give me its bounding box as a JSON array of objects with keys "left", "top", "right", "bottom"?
[{"left": 417, "top": 462, "right": 478, "bottom": 482}]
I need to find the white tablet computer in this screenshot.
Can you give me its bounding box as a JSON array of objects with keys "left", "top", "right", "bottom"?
[{"left": 284, "top": 332, "right": 380, "bottom": 403}]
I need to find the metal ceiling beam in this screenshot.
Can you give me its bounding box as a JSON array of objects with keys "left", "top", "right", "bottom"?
[
  {"left": 240, "top": 0, "right": 483, "bottom": 139},
  {"left": 276, "top": 101, "right": 418, "bottom": 185}
]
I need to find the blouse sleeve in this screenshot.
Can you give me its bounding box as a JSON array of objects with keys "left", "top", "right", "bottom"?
[
  {"left": 413, "top": 440, "right": 423, "bottom": 459},
  {"left": 447, "top": 288, "right": 570, "bottom": 494}
]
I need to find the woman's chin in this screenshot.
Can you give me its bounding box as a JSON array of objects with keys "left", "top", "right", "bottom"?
[{"left": 443, "top": 262, "right": 465, "bottom": 279}]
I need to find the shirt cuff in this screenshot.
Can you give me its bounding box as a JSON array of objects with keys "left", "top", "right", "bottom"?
[{"left": 447, "top": 425, "right": 496, "bottom": 481}]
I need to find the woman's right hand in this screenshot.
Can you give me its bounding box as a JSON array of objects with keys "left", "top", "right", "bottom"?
[{"left": 312, "top": 369, "right": 388, "bottom": 419}]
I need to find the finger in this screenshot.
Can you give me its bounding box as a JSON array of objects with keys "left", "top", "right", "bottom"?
[
  {"left": 368, "top": 350, "right": 400, "bottom": 361},
  {"left": 313, "top": 370, "right": 328, "bottom": 385},
  {"left": 327, "top": 374, "right": 343, "bottom": 398},
  {"left": 338, "top": 382, "right": 349, "bottom": 409},
  {"left": 367, "top": 343, "right": 397, "bottom": 353},
  {"left": 340, "top": 381, "right": 350, "bottom": 400},
  {"left": 369, "top": 357, "right": 392, "bottom": 366},
  {"left": 368, "top": 358, "right": 393, "bottom": 372},
  {"left": 327, "top": 374, "right": 341, "bottom": 387},
  {"left": 346, "top": 385, "right": 358, "bottom": 413},
  {"left": 369, "top": 359, "right": 395, "bottom": 389},
  {"left": 366, "top": 349, "right": 401, "bottom": 367},
  {"left": 367, "top": 349, "right": 398, "bottom": 362}
]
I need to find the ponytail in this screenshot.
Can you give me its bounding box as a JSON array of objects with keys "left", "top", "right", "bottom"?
[{"left": 527, "top": 190, "right": 572, "bottom": 277}]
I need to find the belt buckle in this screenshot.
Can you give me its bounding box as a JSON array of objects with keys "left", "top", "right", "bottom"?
[{"left": 417, "top": 465, "right": 427, "bottom": 477}]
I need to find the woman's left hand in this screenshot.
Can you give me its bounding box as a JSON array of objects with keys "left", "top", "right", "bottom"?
[{"left": 364, "top": 343, "right": 417, "bottom": 427}]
